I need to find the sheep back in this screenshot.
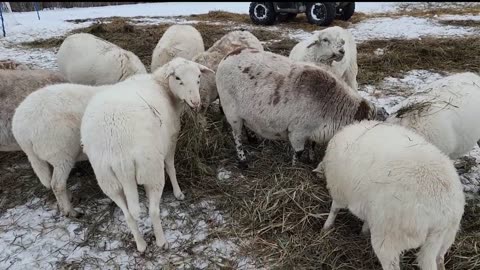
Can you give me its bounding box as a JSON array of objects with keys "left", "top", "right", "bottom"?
[
  {"left": 216, "top": 47, "right": 373, "bottom": 143},
  {"left": 57, "top": 33, "right": 146, "bottom": 86},
  {"left": 151, "top": 25, "right": 205, "bottom": 72}
]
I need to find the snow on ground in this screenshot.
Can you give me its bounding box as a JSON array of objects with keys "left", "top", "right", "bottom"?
[
  {"left": 350, "top": 16, "right": 479, "bottom": 42},
  {"left": 0, "top": 194, "right": 255, "bottom": 270}
]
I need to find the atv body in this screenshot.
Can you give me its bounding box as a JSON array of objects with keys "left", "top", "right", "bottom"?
[{"left": 249, "top": 2, "right": 355, "bottom": 26}]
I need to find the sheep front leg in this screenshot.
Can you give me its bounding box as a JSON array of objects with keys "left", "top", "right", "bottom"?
[
  {"left": 323, "top": 200, "right": 342, "bottom": 231},
  {"left": 165, "top": 143, "right": 185, "bottom": 200},
  {"left": 288, "top": 131, "right": 308, "bottom": 166},
  {"left": 225, "top": 116, "right": 248, "bottom": 169}
]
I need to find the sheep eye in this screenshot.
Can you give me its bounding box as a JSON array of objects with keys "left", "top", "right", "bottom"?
[
  {"left": 323, "top": 38, "right": 328, "bottom": 42},
  {"left": 175, "top": 76, "right": 180, "bottom": 80}
]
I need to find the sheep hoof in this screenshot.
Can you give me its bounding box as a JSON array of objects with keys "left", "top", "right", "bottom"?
[
  {"left": 67, "top": 210, "right": 83, "bottom": 219},
  {"left": 156, "top": 239, "right": 169, "bottom": 250},
  {"left": 137, "top": 238, "right": 148, "bottom": 253},
  {"left": 322, "top": 224, "right": 333, "bottom": 232},
  {"left": 174, "top": 191, "right": 185, "bottom": 201}
]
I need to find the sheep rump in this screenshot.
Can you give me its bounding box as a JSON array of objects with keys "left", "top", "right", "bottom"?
[{"left": 316, "top": 120, "right": 464, "bottom": 270}]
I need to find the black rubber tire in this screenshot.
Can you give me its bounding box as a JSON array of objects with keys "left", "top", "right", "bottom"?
[
  {"left": 339, "top": 2, "right": 355, "bottom": 21},
  {"left": 249, "top": 2, "right": 277, "bottom": 25},
  {"left": 277, "top": 13, "right": 297, "bottom": 22},
  {"left": 306, "top": 2, "right": 336, "bottom": 26}
]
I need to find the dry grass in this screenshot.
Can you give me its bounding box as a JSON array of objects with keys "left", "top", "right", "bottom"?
[
  {"left": 357, "top": 36, "right": 480, "bottom": 85},
  {"left": 438, "top": 19, "right": 480, "bottom": 28}
]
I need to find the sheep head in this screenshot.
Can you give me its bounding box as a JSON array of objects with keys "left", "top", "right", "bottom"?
[
  {"left": 155, "top": 57, "right": 214, "bottom": 111},
  {"left": 306, "top": 28, "right": 346, "bottom": 65}
]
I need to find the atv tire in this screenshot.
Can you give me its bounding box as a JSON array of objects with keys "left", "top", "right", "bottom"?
[
  {"left": 249, "top": 2, "right": 277, "bottom": 25},
  {"left": 306, "top": 2, "right": 336, "bottom": 26}
]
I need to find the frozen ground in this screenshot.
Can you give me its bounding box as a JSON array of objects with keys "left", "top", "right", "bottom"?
[{"left": 1, "top": 2, "right": 480, "bottom": 269}]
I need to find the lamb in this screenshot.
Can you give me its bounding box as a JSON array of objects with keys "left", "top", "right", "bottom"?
[
  {"left": 313, "top": 120, "right": 465, "bottom": 270},
  {"left": 81, "top": 58, "right": 213, "bottom": 252},
  {"left": 1, "top": 69, "right": 66, "bottom": 152},
  {"left": 151, "top": 25, "right": 205, "bottom": 72},
  {"left": 191, "top": 30, "right": 264, "bottom": 107},
  {"left": 57, "top": 33, "right": 147, "bottom": 85},
  {"left": 216, "top": 47, "right": 382, "bottom": 167},
  {"left": 289, "top": 26, "right": 358, "bottom": 91},
  {"left": 386, "top": 72, "right": 480, "bottom": 159}
]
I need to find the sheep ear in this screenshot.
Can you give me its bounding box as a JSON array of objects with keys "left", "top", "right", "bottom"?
[
  {"left": 312, "top": 167, "right": 322, "bottom": 173},
  {"left": 197, "top": 63, "right": 215, "bottom": 74},
  {"left": 306, "top": 40, "right": 319, "bottom": 49}
]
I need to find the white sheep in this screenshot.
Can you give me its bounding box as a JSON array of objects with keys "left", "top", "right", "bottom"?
[
  {"left": 81, "top": 58, "right": 214, "bottom": 252},
  {"left": 216, "top": 48, "right": 380, "bottom": 167},
  {"left": 387, "top": 72, "right": 480, "bottom": 159},
  {"left": 151, "top": 25, "right": 205, "bottom": 72},
  {"left": 289, "top": 26, "right": 358, "bottom": 91},
  {"left": 192, "top": 30, "right": 264, "bottom": 107},
  {"left": 1, "top": 69, "right": 66, "bottom": 152},
  {"left": 57, "top": 33, "right": 147, "bottom": 85},
  {"left": 314, "top": 120, "right": 465, "bottom": 270},
  {"left": 12, "top": 82, "right": 106, "bottom": 217}
]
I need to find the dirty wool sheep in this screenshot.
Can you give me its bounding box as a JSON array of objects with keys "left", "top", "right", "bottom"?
[
  {"left": 192, "top": 30, "right": 264, "bottom": 107},
  {"left": 57, "top": 33, "right": 147, "bottom": 85},
  {"left": 314, "top": 121, "right": 465, "bottom": 270},
  {"left": 216, "top": 48, "right": 377, "bottom": 167},
  {"left": 1, "top": 69, "right": 66, "bottom": 152},
  {"left": 387, "top": 72, "right": 480, "bottom": 159},
  {"left": 289, "top": 26, "right": 358, "bottom": 91},
  {"left": 81, "top": 58, "right": 214, "bottom": 252},
  {"left": 151, "top": 25, "right": 205, "bottom": 72}
]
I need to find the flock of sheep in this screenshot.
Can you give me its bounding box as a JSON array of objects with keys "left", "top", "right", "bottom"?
[{"left": 1, "top": 22, "right": 480, "bottom": 270}]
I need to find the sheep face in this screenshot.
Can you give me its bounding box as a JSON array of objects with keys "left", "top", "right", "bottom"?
[
  {"left": 307, "top": 31, "right": 345, "bottom": 64},
  {"left": 167, "top": 59, "right": 214, "bottom": 111}
]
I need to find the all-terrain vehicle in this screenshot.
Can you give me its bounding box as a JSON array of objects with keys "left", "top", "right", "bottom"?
[{"left": 249, "top": 2, "right": 355, "bottom": 26}]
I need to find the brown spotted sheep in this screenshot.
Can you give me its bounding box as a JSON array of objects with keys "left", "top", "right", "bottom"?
[{"left": 216, "top": 48, "right": 382, "bottom": 167}]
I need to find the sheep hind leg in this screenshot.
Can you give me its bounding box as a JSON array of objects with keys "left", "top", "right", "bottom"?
[
  {"left": 51, "top": 161, "right": 79, "bottom": 218},
  {"left": 371, "top": 234, "right": 401, "bottom": 270},
  {"left": 435, "top": 228, "right": 459, "bottom": 270},
  {"left": 26, "top": 150, "right": 52, "bottom": 189},
  {"left": 145, "top": 182, "right": 168, "bottom": 249},
  {"left": 106, "top": 189, "right": 147, "bottom": 253},
  {"left": 417, "top": 231, "right": 445, "bottom": 270}
]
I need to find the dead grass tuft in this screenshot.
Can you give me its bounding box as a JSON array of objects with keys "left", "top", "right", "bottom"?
[
  {"left": 357, "top": 36, "right": 480, "bottom": 85},
  {"left": 438, "top": 19, "right": 480, "bottom": 28}
]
